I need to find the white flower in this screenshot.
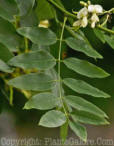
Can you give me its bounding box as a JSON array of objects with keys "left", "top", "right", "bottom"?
[
  {"left": 88, "top": 4, "right": 103, "bottom": 13},
  {"left": 91, "top": 22, "right": 96, "bottom": 28},
  {"left": 38, "top": 20, "right": 49, "bottom": 28},
  {"left": 73, "top": 20, "right": 81, "bottom": 27},
  {"left": 81, "top": 16, "right": 88, "bottom": 27},
  {"left": 88, "top": 5, "right": 95, "bottom": 12},
  {"left": 94, "top": 5, "right": 103, "bottom": 13},
  {"left": 73, "top": 16, "right": 88, "bottom": 28},
  {"left": 77, "top": 7, "right": 88, "bottom": 19},
  {"left": 74, "top": 7, "right": 88, "bottom": 28},
  {"left": 91, "top": 13, "right": 99, "bottom": 28},
  {"left": 91, "top": 13, "right": 99, "bottom": 22}
]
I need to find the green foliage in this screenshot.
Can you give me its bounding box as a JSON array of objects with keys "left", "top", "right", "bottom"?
[
  {"left": 65, "top": 95, "right": 108, "bottom": 118},
  {"left": 35, "top": 0, "right": 56, "bottom": 20},
  {"left": 0, "top": 60, "right": 13, "bottom": 73},
  {"left": 71, "top": 110, "right": 109, "bottom": 125},
  {"left": 8, "top": 73, "right": 55, "bottom": 91},
  {"left": 0, "top": 43, "right": 13, "bottom": 62},
  {"left": 39, "top": 110, "right": 66, "bottom": 127},
  {"left": 63, "top": 78, "right": 110, "bottom": 98},
  {"left": 8, "top": 50, "right": 56, "bottom": 70},
  {"left": 16, "top": 0, "right": 35, "bottom": 16},
  {"left": 0, "top": 17, "right": 22, "bottom": 51},
  {"left": 17, "top": 27, "right": 57, "bottom": 45},
  {"left": 65, "top": 37, "right": 103, "bottom": 59},
  {"left": 104, "top": 34, "right": 114, "bottom": 49},
  {"left": 0, "top": 0, "right": 19, "bottom": 22},
  {"left": 69, "top": 121, "right": 87, "bottom": 142},
  {"left": 0, "top": 0, "right": 114, "bottom": 143},
  {"left": 63, "top": 57, "right": 109, "bottom": 78},
  {"left": 24, "top": 92, "right": 58, "bottom": 110}
]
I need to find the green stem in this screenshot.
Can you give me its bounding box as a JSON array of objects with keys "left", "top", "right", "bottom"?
[
  {"left": 58, "top": 17, "right": 68, "bottom": 118},
  {"left": 9, "top": 86, "right": 13, "bottom": 106},
  {"left": 102, "top": 8, "right": 114, "bottom": 15},
  {"left": 48, "top": 0, "right": 76, "bottom": 18},
  {"left": 101, "top": 14, "right": 109, "bottom": 27},
  {"left": 24, "top": 37, "right": 29, "bottom": 53},
  {"left": 98, "top": 25, "right": 114, "bottom": 35},
  {"left": 14, "top": 15, "right": 20, "bottom": 29}
]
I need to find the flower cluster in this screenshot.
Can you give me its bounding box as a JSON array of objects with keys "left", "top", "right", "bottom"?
[{"left": 73, "top": 2, "right": 103, "bottom": 28}]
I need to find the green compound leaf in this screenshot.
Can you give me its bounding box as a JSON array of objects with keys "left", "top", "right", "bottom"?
[
  {"left": 0, "top": 43, "right": 13, "bottom": 62},
  {"left": 71, "top": 110, "right": 109, "bottom": 125},
  {"left": 65, "top": 95, "right": 108, "bottom": 118},
  {"left": 69, "top": 121, "right": 87, "bottom": 142},
  {"left": 31, "top": 44, "right": 50, "bottom": 51},
  {"left": 24, "top": 92, "right": 58, "bottom": 110},
  {"left": 39, "top": 110, "right": 66, "bottom": 128},
  {"left": 60, "top": 120, "right": 68, "bottom": 144},
  {"left": 65, "top": 37, "right": 102, "bottom": 59},
  {"left": 8, "top": 73, "right": 55, "bottom": 91},
  {"left": 93, "top": 28, "right": 106, "bottom": 43},
  {"left": 0, "top": 17, "right": 22, "bottom": 52},
  {"left": 104, "top": 35, "right": 114, "bottom": 49},
  {"left": 16, "top": 0, "right": 35, "bottom": 16},
  {"left": 0, "top": 0, "right": 19, "bottom": 22},
  {"left": 35, "top": 0, "right": 56, "bottom": 20},
  {"left": 8, "top": 50, "right": 56, "bottom": 70},
  {"left": 63, "top": 57, "right": 109, "bottom": 78},
  {"left": 63, "top": 78, "right": 110, "bottom": 98},
  {"left": 20, "top": 10, "right": 38, "bottom": 27},
  {"left": 0, "top": 60, "right": 13, "bottom": 73},
  {"left": 17, "top": 27, "right": 57, "bottom": 46}
]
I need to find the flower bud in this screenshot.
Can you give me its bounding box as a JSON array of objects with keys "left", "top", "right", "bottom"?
[
  {"left": 38, "top": 20, "right": 49, "bottom": 28},
  {"left": 80, "top": 1, "right": 87, "bottom": 7}
]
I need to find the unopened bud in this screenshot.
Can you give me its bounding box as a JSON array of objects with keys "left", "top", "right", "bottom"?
[
  {"left": 38, "top": 20, "right": 49, "bottom": 28},
  {"left": 80, "top": 1, "right": 87, "bottom": 7}
]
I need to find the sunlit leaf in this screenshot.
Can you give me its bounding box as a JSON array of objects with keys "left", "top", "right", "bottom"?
[
  {"left": 71, "top": 110, "right": 109, "bottom": 125},
  {"left": 8, "top": 73, "right": 55, "bottom": 91},
  {"left": 17, "top": 27, "right": 57, "bottom": 46},
  {"left": 65, "top": 37, "right": 102, "bottom": 59},
  {"left": 94, "top": 28, "right": 106, "bottom": 43},
  {"left": 63, "top": 57, "right": 109, "bottom": 78},
  {"left": 104, "top": 35, "right": 114, "bottom": 49},
  {"left": 24, "top": 92, "right": 58, "bottom": 110},
  {"left": 35, "top": 0, "right": 56, "bottom": 20},
  {"left": 20, "top": 11, "right": 38, "bottom": 27},
  {"left": 31, "top": 44, "right": 50, "bottom": 51},
  {"left": 0, "top": 18, "right": 22, "bottom": 51},
  {"left": 8, "top": 50, "right": 56, "bottom": 70},
  {"left": 0, "top": 0, "right": 19, "bottom": 22},
  {"left": 0, "top": 60, "right": 13, "bottom": 73},
  {"left": 63, "top": 78, "right": 110, "bottom": 98},
  {"left": 60, "top": 120, "right": 68, "bottom": 144},
  {"left": 65, "top": 95, "right": 108, "bottom": 118},
  {"left": 39, "top": 110, "right": 66, "bottom": 127},
  {"left": 16, "top": 0, "right": 35, "bottom": 16},
  {"left": 69, "top": 121, "right": 87, "bottom": 142}
]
